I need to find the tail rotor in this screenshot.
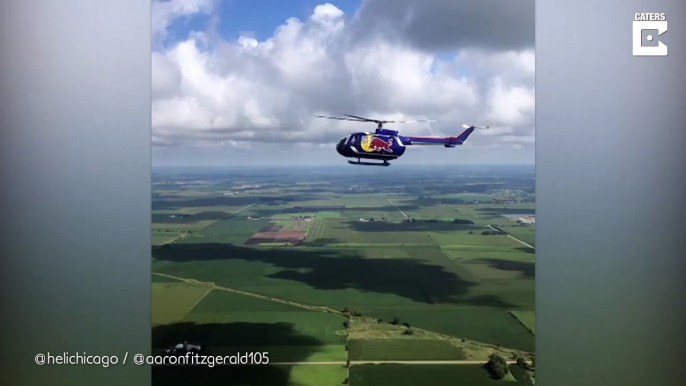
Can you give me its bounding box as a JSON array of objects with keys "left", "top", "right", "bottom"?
[{"left": 462, "top": 123, "right": 490, "bottom": 130}]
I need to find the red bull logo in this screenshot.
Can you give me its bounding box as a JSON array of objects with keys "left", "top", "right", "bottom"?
[{"left": 362, "top": 135, "right": 394, "bottom": 153}]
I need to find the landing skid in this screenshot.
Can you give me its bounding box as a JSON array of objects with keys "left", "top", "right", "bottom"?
[{"left": 348, "top": 159, "right": 391, "bottom": 167}]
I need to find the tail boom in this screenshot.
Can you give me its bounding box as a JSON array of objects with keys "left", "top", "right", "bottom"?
[{"left": 401, "top": 126, "right": 475, "bottom": 146}]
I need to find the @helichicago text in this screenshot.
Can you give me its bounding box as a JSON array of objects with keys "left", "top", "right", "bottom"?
[
  {"left": 35, "top": 351, "right": 270, "bottom": 368},
  {"left": 35, "top": 352, "right": 128, "bottom": 367}
]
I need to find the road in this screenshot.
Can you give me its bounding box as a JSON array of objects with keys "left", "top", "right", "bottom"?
[
  {"left": 489, "top": 225, "right": 535, "bottom": 250},
  {"left": 152, "top": 272, "right": 342, "bottom": 316},
  {"left": 269, "top": 360, "right": 517, "bottom": 366},
  {"left": 225, "top": 203, "right": 254, "bottom": 218},
  {"left": 387, "top": 198, "right": 409, "bottom": 219}
]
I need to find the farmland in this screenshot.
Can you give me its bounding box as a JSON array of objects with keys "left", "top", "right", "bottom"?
[
  {"left": 151, "top": 165, "right": 535, "bottom": 385},
  {"left": 350, "top": 364, "right": 534, "bottom": 386}
]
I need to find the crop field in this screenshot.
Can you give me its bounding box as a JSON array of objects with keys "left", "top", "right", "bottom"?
[
  {"left": 365, "top": 310, "right": 534, "bottom": 352},
  {"left": 309, "top": 218, "right": 442, "bottom": 246},
  {"left": 151, "top": 166, "right": 535, "bottom": 384},
  {"left": 180, "top": 217, "right": 269, "bottom": 245},
  {"left": 244, "top": 219, "right": 312, "bottom": 246},
  {"left": 152, "top": 244, "right": 533, "bottom": 315},
  {"left": 349, "top": 339, "right": 466, "bottom": 360},
  {"left": 349, "top": 364, "right": 532, "bottom": 386},
  {"left": 152, "top": 282, "right": 211, "bottom": 326},
  {"left": 510, "top": 311, "right": 536, "bottom": 335},
  {"left": 152, "top": 231, "right": 183, "bottom": 246},
  {"left": 503, "top": 225, "right": 536, "bottom": 247},
  {"left": 152, "top": 287, "right": 347, "bottom": 362},
  {"left": 152, "top": 363, "right": 345, "bottom": 386}
]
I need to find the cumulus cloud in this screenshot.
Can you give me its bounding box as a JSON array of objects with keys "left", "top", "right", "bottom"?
[
  {"left": 151, "top": 0, "right": 535, "bottom": 163},
  {"left": 152, "top": 0, "right": 215, "bottom": 40},
  {"left": 351, "top": 0, "right": 534, "bottom": 52}
]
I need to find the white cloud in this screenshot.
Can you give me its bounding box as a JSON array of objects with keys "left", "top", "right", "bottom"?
[
  {"left": 486, "top": 77, "right": 535, "bottom": 126},
  {"left": 151, "top": 1, "right": 535, "bottom": 164},
  {"left": 152, "top": 0, "right": 215, "bottom": 40}
]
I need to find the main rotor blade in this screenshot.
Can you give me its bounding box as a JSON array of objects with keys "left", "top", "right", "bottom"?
[
  {"left": 316, "top": 115, "right": 368, "bottom": 122},
  {"left": 391, "top": 119, "right": 438, "bottom": 123},
  {"left": 318, "top": 114, "right": 439, "bottom": 124},
  {"left": 344, "top": 114, "right": 378, "bottom": 122}
]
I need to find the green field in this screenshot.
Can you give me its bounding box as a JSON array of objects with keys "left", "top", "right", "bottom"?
[
  {"left": 509, "top": 364, "right": 536, "bottom": 385},
  {"left": 349, "top": 339, "right": 466, "bottom": 360},
  {"left": 350, "top": 364, "right": 532, "bottom": 386},
  {"left": 151, "top": 274, "right": 181, "bottom": 283},
  {"left": 511, "top": 311, "right": 536, "bottom": 335},
  {"left": 288, "top": 365, "right": 348, "bottom": 386},
  {"left": 152, "top": 231, "right": 182, "bottom": 246},
  {"left": 504, "top": 226, "right": 536, "bottom": 247},
  {"left": 152, "top": 240, "right": 534, "bottom": 349},
  {"left": 151, "top": 167, "right": 536, "bottom": 384},
  {"left": 153, "top": 244, "right": 533, "bottom": 307},
  {"left": 366, "top": 310, "right": 534, "bottom": 352},
  {"left": 152, "top": 282, "right": 211, "bottom": 326},
  {"left": 152, "top": 364, "right": 346, "bottom": 386},
  {"left": 153, "top": 288, "right": 347, "bottom": 362},
  {"left": 180, "top": 217, "right": 269, "bottom": 245}
]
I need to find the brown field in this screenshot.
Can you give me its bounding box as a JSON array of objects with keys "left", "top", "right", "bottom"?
[{"left": 243, "top": 220, "right": 309, "bottom": 246}]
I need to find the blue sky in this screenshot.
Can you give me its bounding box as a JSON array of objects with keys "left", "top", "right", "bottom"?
[{"left": 164, "top": 0, "right": 360, "bottom": 46}]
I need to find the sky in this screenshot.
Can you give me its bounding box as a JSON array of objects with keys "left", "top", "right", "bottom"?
[{"left": 151, "top": 0, "right": 535, "bottom": 166}]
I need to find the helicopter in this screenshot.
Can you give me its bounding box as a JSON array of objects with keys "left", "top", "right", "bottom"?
[{"left": 317, "top": 114, "right": 489, "bottom": 166}]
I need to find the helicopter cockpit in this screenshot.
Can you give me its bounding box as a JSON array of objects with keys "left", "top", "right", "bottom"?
[{"left": 336, "top": 135, "right": 349, "bottom": 156}]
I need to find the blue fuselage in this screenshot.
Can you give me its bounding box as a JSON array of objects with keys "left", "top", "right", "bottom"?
[{"left": 336, "top": 132, "right": 407, "bottom": 161}]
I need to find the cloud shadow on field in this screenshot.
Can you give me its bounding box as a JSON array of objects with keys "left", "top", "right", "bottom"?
[
  {"left": 151, "top": 194, "right": 319, "bottom": 210},
  {"left": 477, "top": 258, "right": 535, "bottom": 279},
  {"left": 340, "top": 220, "right": 480, "bottom": 233},
  {"left": 152, "top": 211, "right": 229, "bottom": 224},
  {"left": 152, "top": 243, "right": 515, "bottom": 308},
  {"left": 248, "top": 205, "right": 422, "bottom": 219},
  {"left": 151, "top": 321, "right": 324, "bottom": 386},
  {"left": 304, "top": 237, "right": 344, "bottom": 246},
  {"left": 476, "top": 208, "right": 536, "bottom": 215}
]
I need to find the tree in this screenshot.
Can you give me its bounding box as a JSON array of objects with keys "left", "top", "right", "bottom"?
[
  {"left": 402, "top": 322, "right": 411, "bottom": 328},
  {"left": 343, "top": 320, "right": 350, "bottom": 329},
  {"left": 391, "top": 317, "right": 400, "bottom": 325},
  {"left": 493, "top": 364, "right": 508, "bottom": 379},
  {"left": 377, "top": 318, "right": 384, "bottom": 324},
  {"left": 346, "top": 359, "right": 350, "bottom": 368},
  {"left": 517, "top": 356, "right": 531, "bottom": 370},
  {"left": 485, "top": 354, "right": 509, "bottom": 380},
  {"left": 403, "top": 328, "right": 414, "bottom": 336},
  {"left": 342, "top": 307, "right": 350, "bottom": 313},
  {"left": 343, "top": 377, "right": 349, "bottom": 384}
]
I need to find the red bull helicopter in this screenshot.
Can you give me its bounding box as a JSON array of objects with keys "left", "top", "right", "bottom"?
[{"left": 317, "top": 114, "right": 489, "bottom": 166}]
